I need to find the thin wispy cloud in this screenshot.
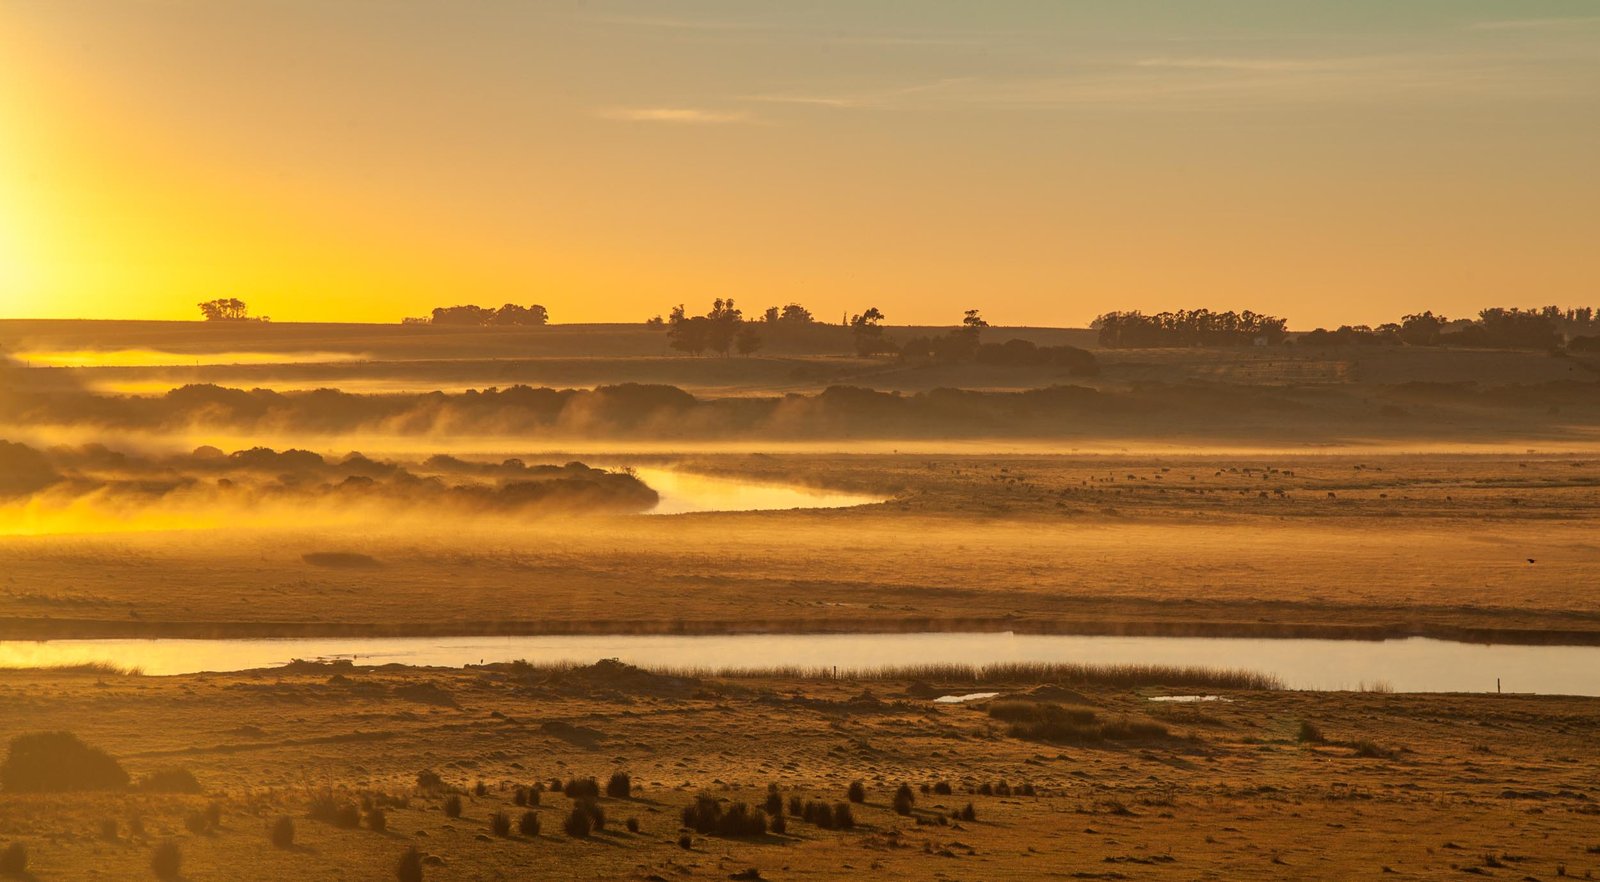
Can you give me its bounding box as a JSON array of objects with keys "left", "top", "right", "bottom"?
[
  {"left": 1467, "top": 16, "right": 1600, "bottom": 31},
  {"left": 582, "top": 13, "right": 764, "bottom": 32},
  {"left": 596, "top": 107, "right": 753, "bottom": 124},
  {"left": 747, "top": 78, "right": 970, "bottom": 110}
]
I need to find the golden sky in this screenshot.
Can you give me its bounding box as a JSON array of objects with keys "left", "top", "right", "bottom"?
[{"left": 1, "top": 1, "right": 1597, "bottom": 327}]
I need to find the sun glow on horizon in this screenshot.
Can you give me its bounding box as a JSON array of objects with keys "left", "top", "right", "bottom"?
[{"left": 1, "top": 2, "right": 1596, "bottom": 328}]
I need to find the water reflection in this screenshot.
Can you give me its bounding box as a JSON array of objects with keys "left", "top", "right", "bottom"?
[
  {"left": 630, "top": 467, "right": 884, "bottom": 514},
  {"left": 3, "top": 632, "right": 1599, "bottom": 696}
]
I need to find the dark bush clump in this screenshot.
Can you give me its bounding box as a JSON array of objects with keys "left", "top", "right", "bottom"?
[
  {"left": 1018, "top": 781, "right": 1037, "bottom": 797},
  {"left": 1351, "top": 739, "right": 1394, "bottom": 759},
  {"left": 933, "top": 781, "right": 952, "bottom": 795},
  {"left": 846, "top": 780, "right": 866, "bottom": 803},
  {"left": 564, "top": 777, "right": 600, "bottom": 800},
  {"left": 184, "top": 811, "right": 210, "bottom": 835},
  {"left": 1297, "top": 721, "right": 1326, "bottom": 744},
  {"left": 787, "top": 795, "right": 804, "bottom": 817},
  {"left": 959, "top": 803, "right": 977, "bottom": 821},
  {"left": 513, "top": 787, "right": 527, "bottom": 806},
  {"left": 606, "top": 771, "right": 632, "bottom": 798},
  {"left": 769, "top": 811, "right": 787, "bottom": 835},
  {"left": 579, "top": 798, "right": 606, "bottom": 831},
  {"left": 367, "top": 807, "right": 387, "bottom": 833},
  {"left": 309, "top": 792, "right": 361, "bottom": 828},
  {"left": 490, "top": 811, "right": 511, "bottom": 837},
  {"left": 625, "top": 816, "right": 640, "bottom": 833},
  {"left": 681, "top": 795, "right": 766, "bottom": 837},
  {"left": 270, "top": 816, "right": 295, "bottom": 848},
  {"left": 563, "top": 806, "right": 593, "bottom": 838},
  {"left": 151, "top": 840, "right": 181, "bottom": 880},
  {"left": 893, "top": 784, "right": 915, "bottom": 816},
  {"left": 396, "top": 846, "right": 424, "bottom": 882},
  {"left": 415, "top": 770, "right": 444, "bottom": 792},
  {"left": 1, "top": 732, "right": 129, "bottom": 792},
  {"left": 548, "top": 778, "right": 564, "bottom": 793},
  {"left": 140, "top": 768, "right": 203, "bottom": 794},
  {"left": 801, "top": 801, "right": 834, "bottom": 829},
  {"left": 0, "top": 843, "right": 26, "bottom": 876},
  {"left": 995, "top": 780, "right": 1012, "bottom": 797},
  {"left": 763, "top": 786, "right": 783, "bottom": 816},
  {"left": 832, "top": 803, "right": 855, "bottom": 829},
  {"left": 977, "top": 782, "right": 993, "bottom": 796},
  {"left": 518, "top": 811, "right": 541, "bottom": 837},
  {"left": 525, "top": 785, "right": 541, "bottom": 806},
  {"left": 473, "top": 780, "right": 488, "bottom": 797},
  {"left": 677, "top": 833, "right": 692, "bottom": 850},
  {"left": 443, "top": 795, "right": 462, "bottom": 819}
]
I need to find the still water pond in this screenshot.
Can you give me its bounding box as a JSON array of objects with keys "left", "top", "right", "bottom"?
[
  {"left": 630, "top": 467, "right": 884, "bottom": 514},
  {"left": 3, "top": 632, "right": 1598, "bottom": 695}
]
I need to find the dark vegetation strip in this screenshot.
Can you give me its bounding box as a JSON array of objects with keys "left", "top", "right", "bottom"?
[{"left": 4, "top": 615, "right": 1600, "bottom": 646}]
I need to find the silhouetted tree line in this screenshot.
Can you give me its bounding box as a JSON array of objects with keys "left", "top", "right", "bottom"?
[
  {"left": 197, "top": 298, "right": 269, "bottom": 322},
  {"left": 408, "top": 303, "right": 550, "bottom": 326},
  {"left": 665, "top": 299, "right": 757, "bottom": 356},
  {"left": 1092, "top": 309, "right": 1288, "bottom": 348},
  {"left": 663, "top": 298, "right": 900, "bottom": 357},
  {"left": 1300, "top": 306, "right": 1598, "bottom": 350},
  {"left": 4, "top": 375, "right": 1594, "bottom": 444}
]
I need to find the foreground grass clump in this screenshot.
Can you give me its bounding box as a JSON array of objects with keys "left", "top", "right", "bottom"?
[
  {"left": 1298, "top": 720, "right": 1327, "bottom": 744},
  {"left": 988, "top": 701, "right": 1169, "bottom": 744},
  {"left": 1, "top": 731, "right": 129, "bottom": 792},
  {"left": 1, "top": 842, "right": 26, "bottom": 876},
  {"left": 563, "top": 806, "right": 593, "bottom": 838},
  {"left": 565, "top": 777, "right": 601, "bottom": 800},
  {"left": 490, "top": 811, "right": 511, "bottom": 837},
  {"left": 443, "top": 795, "right": 462, "bottom": 818},
  {"left": 270, "top": 816, "right": 295, "bottom": 848},
  {"left": 308, "top": 792, "right": 361, "bottom": 828},
  {"left": 396, "top": 846, "right": 424, "bottom": 882},
  {"left": 606, "top": 771, "right": 632, "bottom": 798},
  {"left": 151, "top": 840, "right": 181, "bottom": 880},
  {"left": 518, "top": 810, "right": 541, "bottom": 836},
  {"left": 139, "top": 767, "right": 203, "bottom": 793},
  {"left": 893, "top": 783, "right": 916, "bottom": 815},
  {"left": 681, "top": 795, "right": 767, "bottom": 837}
]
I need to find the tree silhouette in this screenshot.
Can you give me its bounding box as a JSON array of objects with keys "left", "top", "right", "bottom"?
[
  {"left": 735, "top": 324, "right": 763, "bottom": 356},
  {"left": 1092, "top": 309, "right": 1287, "bottom": 348},
  {"left": 850, "top": 307, "right": 890, "bottom": 356},
  {"left": 197, "top": 298, "right": 250, "bottom": 321}
]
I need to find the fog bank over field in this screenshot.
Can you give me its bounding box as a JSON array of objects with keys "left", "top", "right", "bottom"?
[{"left": 0, "top": 439, "right": 656, "bottom": 534}]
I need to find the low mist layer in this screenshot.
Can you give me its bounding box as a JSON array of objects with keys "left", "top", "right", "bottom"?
[{"left": 0, "top": 440, "right": 656, "bottom": 534}]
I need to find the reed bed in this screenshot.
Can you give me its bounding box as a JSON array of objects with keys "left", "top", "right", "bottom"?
[
  {"left": 5, "top": 662, "right": 144, "bottom": 676},
  {"left": 647, "top": 661, "right": 1283, "bottom": 691}
]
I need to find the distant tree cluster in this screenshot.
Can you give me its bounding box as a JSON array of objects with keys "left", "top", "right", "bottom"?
[
  {"left": 666, "top": 298, "right": 757, "bottom": 356},
  {"left": 410, "top": 303, "right": 550, "bottom": 326},
  {"left": 1092, "top": 309, "right": 1287, "bottom": 348},
  {"left": 1300, "top": 306, "right": 1597, "bottom": 350},
  {"left": 897, "top": 309, "right": 1094, "bottom": 373},
  {"left": 898, "top": 309, "right": 988, "bottom": 363},
  {"left": 197, "top": 298, "right": 268, "bottom": 322}
]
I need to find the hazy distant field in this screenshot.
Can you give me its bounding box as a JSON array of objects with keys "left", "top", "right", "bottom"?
[
  {"left": 4, "top": 321, "right": 1600, "bottom": 882},
  {"left": 1, "top": 320, "right": 1598, "bottom": 643}
]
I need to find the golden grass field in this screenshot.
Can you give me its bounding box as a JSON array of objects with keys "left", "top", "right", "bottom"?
[
  {"left": 1, "top": 662, "right": 1599, "bottom": 881},
  {"left": 1, "top": 452, "right": 1597, "bottom": 643},
  {"left": 3, "top": 320, "right": 1600, "bottom": 880}
]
